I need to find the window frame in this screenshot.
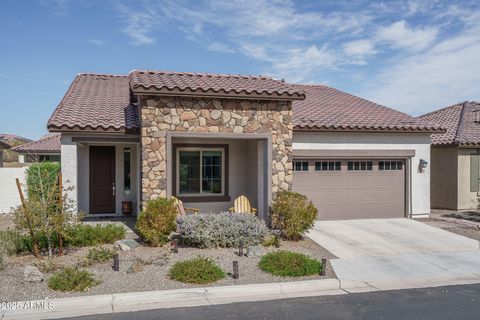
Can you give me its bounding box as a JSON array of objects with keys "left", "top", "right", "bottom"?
[
  {"left": 315, "top": 161, "right": 341, "bottom": 171},
  {"left": 293, "top": 161, "right": 309, "bottom": 172},
  {"left": 347, "top": 161, "right": 373, "bottom": 171},
  {"left": 379, "top": 160, "right": 404, "bottom": 171},
  {"left": 172, "top": 144, "right": 230, "bottom": 202}
]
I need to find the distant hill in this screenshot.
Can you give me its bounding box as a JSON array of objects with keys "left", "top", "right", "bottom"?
[{"left": 0, "top": 134, "right": 32, "bottom": 162}]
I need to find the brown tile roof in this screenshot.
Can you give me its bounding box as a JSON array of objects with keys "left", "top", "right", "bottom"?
[
  {"left": 0, "top": 140, "right": 10, "bottom": 149},
  {"left": 292, "top": 84, "right": 443, "bottom": 132},
  {"left": 419, "top": 101, "right": 480, "bottom": 145},
  {"left": 129, "top": 70, "right": 305, "bottom": 100},
  {"left": 47, "top": 74, "right": 139, "bottom": 132},
  {"left": 13, "top": 133, "right": 61, "bottom": 154}
]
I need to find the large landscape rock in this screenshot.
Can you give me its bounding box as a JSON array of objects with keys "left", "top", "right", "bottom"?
[
  {"left": 115, "top": 239, "right": 140, "bottom": 251},
  {"left": 23, "top": 265, "right": 43, "bottom": 282},
  {"left": 127, "top": 259, "right": 144, "bottom": 273}
]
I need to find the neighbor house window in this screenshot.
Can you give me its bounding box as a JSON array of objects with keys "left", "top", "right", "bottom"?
[
  {"left": 315, "top": 161, "right": 341, "bottom": 171},
  {"left": 177, "top": 148, "right": 224, "bottom": 195},
  {"left": 293, "top": 161, "right": 309, "bottom": 172},
  {"left": 379, "top": 161, "right": 403, "bottom": 171},
  {"left": 124, "top": 148, "right": 131, "bottom": 195},
  {"left": 347, "top": 161, "right": 373, "bottom": 171},
  {"left": 38, "top": 155, "right": 61, "bottom": 163}
]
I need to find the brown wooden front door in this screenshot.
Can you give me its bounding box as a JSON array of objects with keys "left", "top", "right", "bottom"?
[{"left": 89, "top": 146, "right": 116, "bottom": 214}]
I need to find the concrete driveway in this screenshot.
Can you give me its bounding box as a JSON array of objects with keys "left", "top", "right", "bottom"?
[{"left": 307, "top": 218, "right": 480, "bottom": 290}]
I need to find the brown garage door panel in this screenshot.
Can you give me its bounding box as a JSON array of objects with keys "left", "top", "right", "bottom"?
[{"left": 293, "top": 160, "right": 405, "bottom": 220}]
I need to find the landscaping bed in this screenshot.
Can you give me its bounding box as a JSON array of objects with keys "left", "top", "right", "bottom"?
[{"left": 0, "top": 237, "right": 336, "bottom": 302}]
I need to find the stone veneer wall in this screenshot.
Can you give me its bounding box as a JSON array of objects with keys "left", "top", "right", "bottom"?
[{"left": 140, "top": 96, "right": 293, "bottom": 202}]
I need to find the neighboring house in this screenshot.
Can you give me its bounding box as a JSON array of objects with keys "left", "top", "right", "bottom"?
[
  {"left": 0, "top": 140, "right": 10, "bottom": 167},
  {"left": 420, "top": 101, "right": 480, "bottom": 210},
  {"left": 12, "top": 133, "right": 61, "bottom": 163},
  {"left": 0, "top": 134, "right": 31, "bottom": 164},
  {"left": 47, "top": 71, "right": 442, "bottom": 219}
]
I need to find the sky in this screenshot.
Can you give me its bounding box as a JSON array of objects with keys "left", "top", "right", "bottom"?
[{"left": 1, "top": 0, "right": 480, "bottom": 140}]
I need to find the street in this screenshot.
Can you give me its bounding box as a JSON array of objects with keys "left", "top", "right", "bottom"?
[{"left": 65, "top": 283, "right": 480, "bottom": 320}]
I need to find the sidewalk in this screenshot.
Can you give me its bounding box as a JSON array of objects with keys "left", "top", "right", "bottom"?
[{"left": 4, "top": 275, "right": 480, "bottom": 320}]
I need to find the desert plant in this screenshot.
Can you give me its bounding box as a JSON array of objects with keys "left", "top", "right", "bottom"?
[
  {"left": 259, "top": 250, "right": 322, "bottom": 277},
  {"left": 271, "top": 191, "right": 317, "bottom": 241},
  {"left": 0, "top": 230, "right": 26, "bottom": 255},
  {"left": 177, "top": 213, "right": 268, "bottom": 248},
  {"left": 33, "top": 258, "right": 60, "bottom": 273},
  {"left": 135, "top": 198, "right": 177, "bottom": 246},
  {"left": 262, "top": 233, "right": 281, "bottom": 247},
  {"left": 169, "top": 257, "right": 225, "bottom": 284},
  {"left": 83, "top": 246, "right": 116, "bottom": 266},
  {"left": 48, "top": 267, "right": 100, "bottom": 292},
  {"left": 25, "top": 162, "right": 61, "bottom": 200}
]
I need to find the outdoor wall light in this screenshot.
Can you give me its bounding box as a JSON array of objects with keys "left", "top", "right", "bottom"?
[{"left": 419, "top": 159, "right": 428, "bottom": 172}]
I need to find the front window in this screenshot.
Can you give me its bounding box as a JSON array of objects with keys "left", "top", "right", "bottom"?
[{"left": 178, "top": 148, "right": 224, "bottom": 195}]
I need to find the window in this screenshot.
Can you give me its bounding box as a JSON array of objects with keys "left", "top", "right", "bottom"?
[
  {"left": 315, "top": 161, "right": 341, "bottom": 171},
  {"left": 38, "top": 155, "right": 61, "bottom": 163},
  {"left": 379, "top": 161, "right": 403, "bottom": 171},
  {"left": 293, "top": 161, "right": 309, "bottom": 172},
  {"left": 124, "top": 148, "right": 131, "bottom": 195},
  {"left": 347, "top": 161, "right": 373, "bottom": 171},
  {"left": 177, "top": 148, "right": 224, "bottom": 195}
]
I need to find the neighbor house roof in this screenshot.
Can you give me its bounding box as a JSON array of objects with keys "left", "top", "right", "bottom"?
[
  {"left": 13, "top": 133, "right": 61, "bottom": 154},
  {"left": 291, "top": 84, "right": 443, "bottom": 132},
  {"left": 47, "top": 74, "right": 139, "bottom": 132},
  {"left": 419, "top": 101, "right": 480, "bottom": 145},
  {"left": 129, "top": 70, "right": 305, "bottom": 100},
  {"left": 0, "top": 140, "right": 10, "bottom": 149}
]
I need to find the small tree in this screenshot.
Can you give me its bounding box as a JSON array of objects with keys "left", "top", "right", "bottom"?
[{"left": 14, "top": 162, "right": 77, "bottom": 257}]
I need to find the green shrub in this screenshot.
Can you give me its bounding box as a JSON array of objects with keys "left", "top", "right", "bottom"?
[
  {"left": 271, "top": 191, "right": 317, "bottom": 241},
  {"left": 0, "top": 230, "right": 26, "bottom": 255},
  {"left": 20, "top": 224, "right": 125, "bottom": 252},
  {"left": 33, "top": 258, "right": 60, "bottom": 273},
  {"left": 259, "top": 250, "right": 322, "bottom": 277},
  {"left": 48, "top": 267, "right": 100, "bottom": 292},
  {"left": 84, "top": 246, "right": 116, "bottom": 266},
  {"left": 25, "top": 162, "right": 61, "bottom": 200},
  {"left": 169, "top": 257, "right": 225, "bottom": 284},
  {"left": 262, "top": 233, "right": 281, "bottom": 247},
  {"left": 135, "top": 198, "right": 177, "bottom": 246},
  {"left": 177, "top": 213, "right": 268, "bottom": 248}
]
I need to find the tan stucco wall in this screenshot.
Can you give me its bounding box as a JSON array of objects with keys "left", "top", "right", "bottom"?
[
  {"left": 430, "top": 146, "right": 458, "bottom": 210},
  {"left": 457, "top": 147, "right": 479, "bottom": 210}
]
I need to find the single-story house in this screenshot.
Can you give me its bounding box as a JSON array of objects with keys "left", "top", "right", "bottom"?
[
  {"left": 12, "top": 133, "right": 61, "bottom": 163},
  {"left": 0, "top": 140, "right": 10, "bottom": 167},
  {"left": 420, "top": 101, "right": 480, "bottom": 210},
  {"left": 47, "top": 70, "right": 442, "bottom": 220}
]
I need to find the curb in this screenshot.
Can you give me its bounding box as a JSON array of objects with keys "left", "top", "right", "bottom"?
[
  {"left": 0, "top": 279, "right": 344, "bottom": 320},
  {"left": 4, "top": 276, "right": 480, "bottom": 320}
]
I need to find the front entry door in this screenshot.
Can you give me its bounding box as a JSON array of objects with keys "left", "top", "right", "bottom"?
[{"left": 90, "top": 146, "right": 116, "bottom": 214}]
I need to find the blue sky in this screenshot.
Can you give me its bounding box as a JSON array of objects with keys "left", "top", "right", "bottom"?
[{"left": 1, "top": 0, "right": 480, "bottom": 139}]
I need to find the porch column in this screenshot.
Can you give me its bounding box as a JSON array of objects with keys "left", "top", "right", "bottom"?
[{"left": 61, "top": 135, "right": 78, "bottom": 212}]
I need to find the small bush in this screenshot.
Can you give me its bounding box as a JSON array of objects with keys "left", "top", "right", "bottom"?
[
  {"left": 34, "top": 258, "right": 60, "bottom": 273},
  {"left": 0, "top": 230, "right": 26, "bottom": 255},
  {"left": 177, "top": 213, "right": 268, "bottom": 248},
  {"left": 271, "top": 191, "right": 317, "bottom": 241},
  {"left": 84, "top": 246, "right": 116, "bottom": 266},
  {"left": 67, "top": 224, "right": 125, "bottom": 247},
  {"left": 135, "top": 198, "right": 177, "bottom": 246},
  {"left": 262, "top": 233, "right": 281, "bottom": 247},
  {"left": 20, "top": 224, "right": 125, "bottom": 253},
  {"left": 259, "top": 250, "right": 322, "bottom": 277},
  {"left": 48, "top": 267, "right": 100, "bottom": 292},
  {"left": 169, "top": 257, "right": 225, "bottom": 284}
]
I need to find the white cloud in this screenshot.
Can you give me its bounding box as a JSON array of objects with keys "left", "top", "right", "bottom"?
[
  {"left": 87, "top": 39, "right": 105, "bottom": 46},
  {"left": 116, "top": 4, "right": 159, "bottom": 45},
  {"left": 376, "top": 20, "right": 438, "bottom": 51},
  {"left": 39, "top": 0, "right": 70, "bottom": 16},
  {"left": 343, "top": 39, "right": 377, "bottom": 57},
  {"left": 207, "top": 42, "right": 234, "bottom": 53},
  {"left": 363, "top": 25, "right": 480, "bottom": 114}
]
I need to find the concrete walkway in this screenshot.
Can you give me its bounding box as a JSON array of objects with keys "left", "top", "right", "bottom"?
[{"left": 307, "top": 218, "right": 480, "bottom": 290}]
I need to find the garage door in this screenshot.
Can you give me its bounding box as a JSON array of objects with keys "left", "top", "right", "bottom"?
[{"left": 292, "top": 160, "right": 405, "bottom": 220}]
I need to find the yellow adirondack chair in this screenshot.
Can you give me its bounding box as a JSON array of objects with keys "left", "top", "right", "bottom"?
[
  {"left": 171, "top": 196, "right": 199, "bottom": 216},
  {"left": 229, "top": 195, "right": 257, "bottom": 215}
]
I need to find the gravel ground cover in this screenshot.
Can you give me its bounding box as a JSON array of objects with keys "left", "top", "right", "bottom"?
[
  {"left": 417, "top": 211, "right": 480, "bottom": 241},
  {"left": 0, "top": 237, "right": 336, "bottom": 302}
]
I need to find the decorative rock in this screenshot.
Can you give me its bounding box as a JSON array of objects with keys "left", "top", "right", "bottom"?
[
  {"left": 127, "top": 260, "right": 144, "bottom": 273},
  {"left": 115, "top": 239, "right": 140, "bottom": 251},
  {"left": 211, "top": 110, "right": 221, "bottom": 120},
  {"left": 180, "top": 111, "right": 196, "bottom": 121},
  {"left": 23, "top": 266, "right": 43, "bottom": 282},
  {"left": 245, "top": 245, "right": 262, "bottom": 257}
]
